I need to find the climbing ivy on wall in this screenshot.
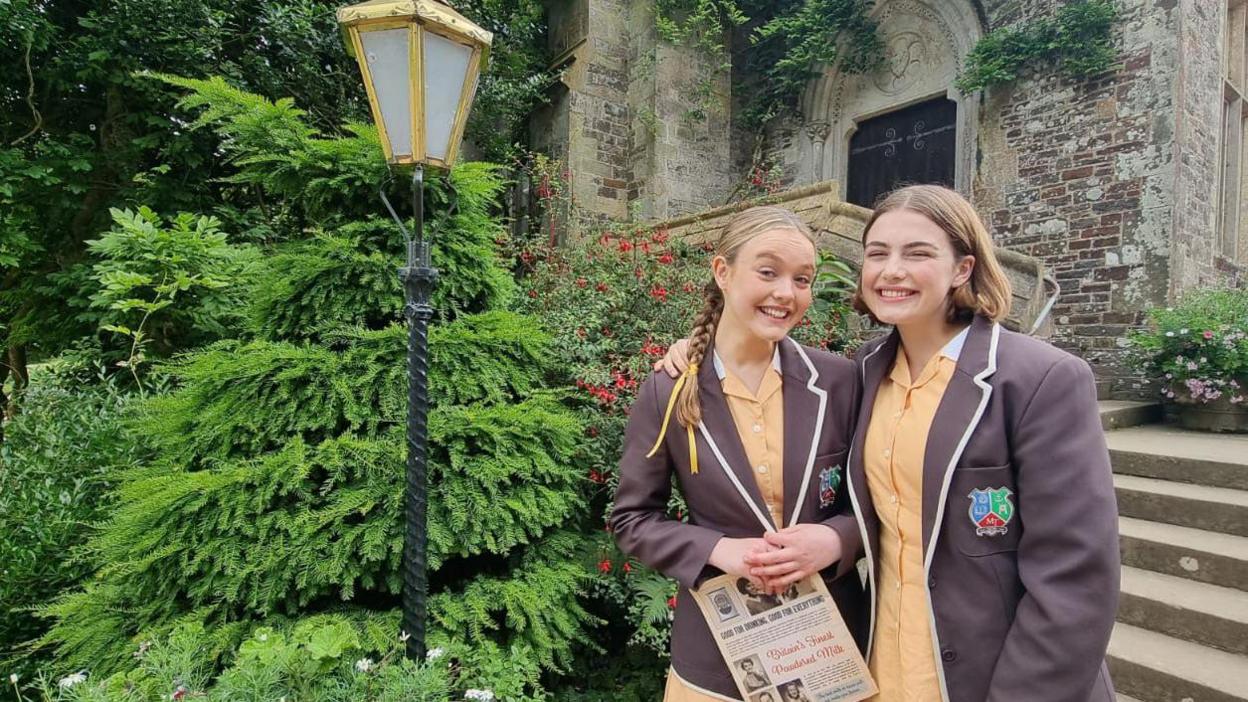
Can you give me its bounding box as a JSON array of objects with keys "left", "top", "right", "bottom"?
[
  {"left": 956, "top": 0, "right": 1118, "bottom": 93},
  {"left": 655, "top": 0, "right": 885, "bottom": 129}
]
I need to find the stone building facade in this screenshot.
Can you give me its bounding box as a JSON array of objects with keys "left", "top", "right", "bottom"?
[{"left": 531, "top": 0, "right": 1246, "bottom": 398}]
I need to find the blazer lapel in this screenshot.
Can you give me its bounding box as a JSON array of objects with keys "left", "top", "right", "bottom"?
[
  {"left": 848, "top": 330, "right": 900, "bottom": 515},
  {"left": 921, "top": 315, "right": 1001, "bottom": 562},
  {"left": 780, "top": 338, "right": 825, "bottom": 527},
  {"left": 696, "top": 344, "right": 774, "bottom": 530}
]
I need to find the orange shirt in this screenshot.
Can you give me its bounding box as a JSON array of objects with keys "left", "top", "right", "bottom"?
[
  {"left": 864, "top": 329, "right": 967, "bottom": 702},
  {"left": 665, "top": 348, "right": 785, "bottom": 702}
]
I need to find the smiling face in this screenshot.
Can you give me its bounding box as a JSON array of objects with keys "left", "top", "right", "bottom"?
[
  {"left": 713, "top": 227, "right": 816, "bottom": 344},
  {"left": 859, "top": 209, "right": 974, "bottom": 329}
]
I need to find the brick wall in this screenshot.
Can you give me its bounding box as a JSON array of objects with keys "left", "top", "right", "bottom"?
[{"left": 973, "top": 0, "right": 1180, "bottom": 398}]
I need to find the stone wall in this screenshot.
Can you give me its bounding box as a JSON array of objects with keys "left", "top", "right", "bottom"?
[
  {"left": 1170, "top": 0, "right": 1246, "bottom": 291},
  {"left": 974, "top": 0, "right": 1180, "bottom": 398}
]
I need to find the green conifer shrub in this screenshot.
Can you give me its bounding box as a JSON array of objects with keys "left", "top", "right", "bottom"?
[{"left": 36, "top": 76, "right": 593, "bottom": 699}]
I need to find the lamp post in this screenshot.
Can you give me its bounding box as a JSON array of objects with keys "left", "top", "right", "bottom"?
[{"left": 337, "top": 0, "right": 492, "bottom": 662}]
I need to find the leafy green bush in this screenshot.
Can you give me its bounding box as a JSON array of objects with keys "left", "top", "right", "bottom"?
[
  {"left": 956, "top": 0, "right": 1118, "bottom": 93},
  {"left": 37, "top": 77, "right": 596, "bottom": 701},
  {"left": 14, "top": 616, "right": 537, "bottom": 701},
  {"left": 0, "top": 370, "right": 143, "bottom": 685},
  {"left": 1129, "top": 288, "right": 1248, "bottom": 405}
]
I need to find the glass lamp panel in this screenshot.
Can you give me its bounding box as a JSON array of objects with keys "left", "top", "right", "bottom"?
[
  {"left": 422, "top": 31, "right": 473, "bottom": 161},
  {"left": 359, "top": 27, "right": 413, "bottom": 158}
]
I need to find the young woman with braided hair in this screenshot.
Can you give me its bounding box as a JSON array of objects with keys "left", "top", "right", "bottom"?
[{"left": 610, "top": 206, "right": 867, "bottom": 701}]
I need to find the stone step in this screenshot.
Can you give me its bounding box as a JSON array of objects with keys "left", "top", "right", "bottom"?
[
  {"left": 1116, "top": 696, "right": 1143, "bottom": 702},
  {"left": 1106, "top": 425, "right": 1248, "bottom": 491},
  {"left": 1100, "top": 400, "right": 1164, "bottom": 431},
  {"left": 1107, "top": 623, "right": 1248, "bottom": 702},
  {"left": 1114, "top": 474, "right": 1248, "bottom": 537},
  {"left": 1117, "top": 566, "right": 1248, "bottom": 656},
  {"left": 1119, "top": 516, "right": 1248, "bottom": 592}
]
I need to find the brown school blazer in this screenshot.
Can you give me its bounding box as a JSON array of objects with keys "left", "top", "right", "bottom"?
[
  {"left": 611, "top": 337, "right": 868, "bottom": 699},
  {"left": 846, "top": 315, "right": 1120, "bottom": 702}
]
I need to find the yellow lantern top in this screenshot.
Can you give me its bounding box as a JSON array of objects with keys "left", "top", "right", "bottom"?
[{"left": 337, "top": 0, "right": 493, "bottom": 65}]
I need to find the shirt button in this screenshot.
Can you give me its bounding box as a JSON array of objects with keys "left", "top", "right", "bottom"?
[
  {"left": 941, "top": 648, "right": 957, "bottom": 663},
  {"left": 752, "top": 424, "right": 762, "bottom": 433},
  {"left": 883, "top": 448, "right": 891, "bottom": 458},
  {"left": 756, "top": 465, "right": 769, "bottom": 474}
]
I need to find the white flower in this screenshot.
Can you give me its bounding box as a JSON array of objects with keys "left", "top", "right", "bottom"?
[
  {"left": 58, "top": 672, "right": 88, "bottom": 689},
  {"left": 426, "top": 647, "right": 445, "bottom": 661},
  {"left": 1165, "top": 331, "right": 1175, "bottom": 337},
  {"left": 465, "top": 690, "right": 495, "bottom": 701},
  {"left": 399, "top": 630, "right": 411, "bottom": 643},
  {"left": 9, "top": 673, "right": 17, "bottom": 684},
  {"left": 354, "top": 657, "right": 374, "bottom": 673}
]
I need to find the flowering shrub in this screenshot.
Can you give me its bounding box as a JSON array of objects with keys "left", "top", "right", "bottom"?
[
  {"left": 1129, "top": 288, "right": 1248, "bottom": 405},
  {"left": 512, "top": 222, "right": 857, "bottom": 658}
]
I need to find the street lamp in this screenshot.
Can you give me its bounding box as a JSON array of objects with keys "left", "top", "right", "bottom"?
[{"left": 337, "top": 0, "right": 492, "bottom": 662}]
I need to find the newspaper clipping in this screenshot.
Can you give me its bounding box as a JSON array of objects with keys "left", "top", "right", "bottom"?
[{"left": 689, "top": 574, "right": 876, "bottom": 702}]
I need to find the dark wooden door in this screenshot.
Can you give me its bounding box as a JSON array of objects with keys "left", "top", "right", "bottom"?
[{"left": 846, "top": 97, "right": 957, "bottom": 208}]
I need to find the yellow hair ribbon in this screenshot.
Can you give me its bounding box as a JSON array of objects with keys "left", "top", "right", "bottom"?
[{"left": 645, "top": 363, "right": 700, "bottom": 474}]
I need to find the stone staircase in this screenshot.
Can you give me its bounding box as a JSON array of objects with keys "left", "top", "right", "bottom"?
[{"left": 1100, "top": 403, "right": 1248, "bottom": 702}]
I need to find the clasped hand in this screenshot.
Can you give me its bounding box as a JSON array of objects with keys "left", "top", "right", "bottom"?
[{"left": 710, "top": 524, "right": 843, "bottom": 594}]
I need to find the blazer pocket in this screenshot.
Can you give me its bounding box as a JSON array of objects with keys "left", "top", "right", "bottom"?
[{"left": 950, "top": 463, "right": 1021, "bottom": 556}]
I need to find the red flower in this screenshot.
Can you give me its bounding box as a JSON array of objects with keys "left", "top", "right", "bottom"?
[
  {"left": 640, "top": 241, "right": 651, "bottom": 254},
  {"left": 596, "top": 282, "right": 609, "bottom": 292},
  {"left": 683, "top": 282, "right": 696, "bottom": 293},
  {"left": 652, "top": 228, "right": 670, "bottom": 244},
  {"left": 657, "top": 252, "right": 674, "bottom": 264},
  {"left": 586, "top": 425, "right": 599, "bottom": 437},
  {"left": 618, "top": 239, "right": 634, "bottom": 253},
  {"left": 622, "top": 561, "right": 632, "bottom": 574},
  {"left": 667, "top": 596, "right": 677, "bottom": 609},
  {"left": 598, "top": 233, "right": 612, "bottom": 247},
  {"left": 601, "top": 326, "right": 614, "bottom": 338},
  {"left": 598, "top": 559, "right": 613, "bottom": 573},
  {"left": 650, "top": 286, "right": 669, "bottom": 302},
  {"left": 589, "top": 469, "right": 604, "bottom": 483},
  {"left": 641, "top": 338, "right": 667, "bottom": 356},
  {"left": 519, "top": 250, "right": 535, "bottom": 264},
  {"left": 700, "top": 241, "right": 715, "bottom": 253},
  {"left": 527, "top": 289, "right": 538, "bottom": 298},
  {"left": 634, "top": 267, "right": 645, "bottom": 280},
  {"left": 575, "top": 277, "right": 588, "bottom": 288},
  {"left": 1204, "top": 330, "right": 1215, "bottom": 339}
]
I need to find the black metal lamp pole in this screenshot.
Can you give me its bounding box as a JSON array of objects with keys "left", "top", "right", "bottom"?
[{"left": 388, "top": 165, "right": 435, "bottom": 662}]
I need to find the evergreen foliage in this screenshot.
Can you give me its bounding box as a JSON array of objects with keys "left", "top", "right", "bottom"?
[{"left": 34, "top": 77, "right": 594, "bottom": 699}]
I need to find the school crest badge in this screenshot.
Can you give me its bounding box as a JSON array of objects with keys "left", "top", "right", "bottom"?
[
  {"left": 968, "top": 487, "right": 1014, "bottom": 536},
  {"left": 818, "top": 465, "right": 842, "bottom": 508}
]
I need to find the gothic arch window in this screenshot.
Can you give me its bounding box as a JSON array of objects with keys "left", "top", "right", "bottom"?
[
  {"left": 798, "top": 0, "right": 982, "bottom": 200},
  {"left": 1219, "top": 0, "right": 1248, "bottom": 263}
]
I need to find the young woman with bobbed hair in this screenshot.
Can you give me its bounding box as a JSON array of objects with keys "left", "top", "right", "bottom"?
[
  {"left": 659, "top": 185, "right": 1119, "bottom": 701},
  {"left": 611, "top": 206, "right": 867, "bottom": 701}
]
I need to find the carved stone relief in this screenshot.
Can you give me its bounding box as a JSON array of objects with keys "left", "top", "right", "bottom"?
[{"left": 796, "top": 0, "right": 982, "bottom": 195}]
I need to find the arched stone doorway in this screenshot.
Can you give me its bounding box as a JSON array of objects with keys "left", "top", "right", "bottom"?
[{"left": 798, "top": 0, "right": 982, "bottom": 198}]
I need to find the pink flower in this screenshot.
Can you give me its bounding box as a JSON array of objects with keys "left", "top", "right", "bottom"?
[{"left": 1204, "top": 330, "right": 1214, "bottom": 339}]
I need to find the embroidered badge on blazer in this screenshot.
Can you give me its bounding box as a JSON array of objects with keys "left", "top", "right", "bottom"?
[
  {"left": 968, "top": 487, "right": 1014, "bottom": 536},
  {"left": 818, "top": 465, "right": 842, "bottom": 508}
]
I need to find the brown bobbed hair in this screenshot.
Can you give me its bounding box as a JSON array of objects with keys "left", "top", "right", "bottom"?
[
  {"left": 675, "top": 206, "right": 816, "bottom": 429},
  {"left": 851, "top": 184, "right": 1012, "bottom": 324}
]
